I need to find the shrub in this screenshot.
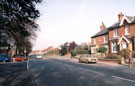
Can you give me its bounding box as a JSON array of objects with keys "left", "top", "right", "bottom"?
[
  {"left": 105, "top": 54, "right": 122, "bottom": 59},
  {"left": 99, "top": 46, "right": 107, "bottom": 53},
  {"left": 76, "top": 50, "right": 89, "bottom": 54},
  {"left": 119, "top": 49, "right": 130, "bottom": 59},
  {"left": 71, "top": 51, "right": 77, "bottom": 57},
  {"left": 132, "top": 51, "right": 135, "bottom": 58}
]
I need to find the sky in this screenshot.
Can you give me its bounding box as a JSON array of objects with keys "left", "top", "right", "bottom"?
[{"left": 33, "top": 0, "right": 135, "bottom": 50}]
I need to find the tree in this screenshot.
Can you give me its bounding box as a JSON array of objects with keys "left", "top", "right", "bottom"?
[
  {"left": 0, "top": 0, "right": 42, "bottom": 55},
  {"left": 75, "top": 43, "right": 89, "bottom": 51},
  {"left": 59, "top": 42, "right": 69, "bottom": 56},
  {"left": 68, "top": 41, "right": 77, "bottom": 52},
  {"left": 74, "top": 43, "right": 90, "bottom": 54}
]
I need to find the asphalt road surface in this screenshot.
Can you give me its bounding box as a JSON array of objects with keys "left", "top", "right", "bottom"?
[
  {"left": 29, "top": 56, "right": 135, "bottom": 86},
  {"left": 0, "top": 62, "right": 33, "bottom": 86}
]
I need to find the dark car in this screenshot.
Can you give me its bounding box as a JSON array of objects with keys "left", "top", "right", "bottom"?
[{"left": 0, "top": 54, "right": 11, "bottom": 62}]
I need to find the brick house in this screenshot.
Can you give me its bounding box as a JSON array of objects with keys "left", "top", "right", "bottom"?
[
  {"left": 108, "top": 13, "right": 135, "bottom": 53},
  {"left": 91, "top": 22, "right": 109, "bottom": 54},
  {"left": 91, "top": 12, "right": 135, "bottom": 54}
]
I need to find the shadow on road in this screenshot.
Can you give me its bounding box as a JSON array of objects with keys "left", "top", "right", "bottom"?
[{"left": 0, "top": 62, "right": 33, "bottom": 86}]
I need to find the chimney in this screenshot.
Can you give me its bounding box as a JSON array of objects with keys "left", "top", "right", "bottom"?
[
  {"left": 100, "top": 22, "right": 106, "bottom": 31},
  {"left": 118, "top": 12, "right": 124, "bottom": 22}
]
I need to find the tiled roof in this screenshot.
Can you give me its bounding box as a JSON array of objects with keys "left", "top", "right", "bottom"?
[
  {"left": 108, "top": 22, "right": 120, "bottom": 30},
  {"left": 91, "top": 28, "right": 109, "bottom": 38},
  {"left": 91, "top": 15, "right": 135, "bottom": 38},
  {"left": 126, "top": 16, "right": 133, "bottom": 21},
  {"left": 131, "top": 16, "right": 135, "bottom": 23}
]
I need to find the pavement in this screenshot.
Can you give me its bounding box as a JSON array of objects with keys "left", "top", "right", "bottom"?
[{"left": 46, "top": 55, "right": 135, "bottom": 67}]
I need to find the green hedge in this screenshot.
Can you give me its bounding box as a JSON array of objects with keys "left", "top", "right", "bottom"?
[
  {"left": 71, "top": 50, "right": 89, "bottom": 55},
  {"left": 71, "top": 51, "right": 77, "bottom": 56}
]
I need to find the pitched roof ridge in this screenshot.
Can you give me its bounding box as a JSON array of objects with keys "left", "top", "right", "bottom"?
[{"left": 131, "top": 16, "right": 135, "bottom": 22}]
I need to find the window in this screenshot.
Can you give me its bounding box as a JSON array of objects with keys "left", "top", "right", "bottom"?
[
  {"left": 120, "top": 43, "right": 128, "bottom": 50},
  {"left": 112, "top": 42, "right": 118, "bottom": 53},
  {"left": 104, "top": 36, "right": 107, "bottom": 42},
  {"left": 125, "top": 25, "right": 130, "bottom": 35},
  {"left": 114, "top": 28, "right": 118, "bottom": 37},
  {"left": 94, "top": 38, "right": 96, "bottom": 44}
]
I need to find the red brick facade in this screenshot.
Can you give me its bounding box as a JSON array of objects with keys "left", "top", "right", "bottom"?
[
  {"left": 91, "top": 12, "right": 135, "bottom": 54},
  {"left": 91, "top": 35, "right": 108, "bottom": 47}
]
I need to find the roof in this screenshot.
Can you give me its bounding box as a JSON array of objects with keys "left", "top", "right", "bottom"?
[
  {"left": 120, "top": 15, "right": 135, "bottom": 25},
  {"left": 131, "top": 16, "right": 135, "bottom": 24},
  {"left": 108, "top": 22, "right": 120, "bottom": 30},
  {"left": 91, "top": 28, "right": 109, "bottom": 38},
  {"left": 91, "top": 14, "right": 135, "bottom": 38}
]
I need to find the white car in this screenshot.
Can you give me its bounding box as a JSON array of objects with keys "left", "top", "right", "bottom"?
[{"left": 36, "top": 55, "right": 42, "bottom": 59}]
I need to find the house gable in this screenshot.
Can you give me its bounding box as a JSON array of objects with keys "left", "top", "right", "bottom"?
[
  {"left": 120, "top": 15, "right": 135, "bottom": 26},
  {"left": 118, "top": 36, "right": 130, "bottom": 45}
]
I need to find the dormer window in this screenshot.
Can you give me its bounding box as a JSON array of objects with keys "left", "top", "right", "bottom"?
[
  {"left": 125, "top": 25, "right": 130, "bottom": 35},
  {"left": 114, "top": 28, "right": 118, "bottom": 37}
]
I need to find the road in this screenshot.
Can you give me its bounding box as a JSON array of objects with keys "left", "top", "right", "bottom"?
[
  {"left": 0, "top": 62, "right": 33, "bottom": 86},
  {"left": 29, "top": 56, "right": 135, "bottom": 86}
]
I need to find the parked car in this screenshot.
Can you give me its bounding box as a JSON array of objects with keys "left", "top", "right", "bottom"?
[
  {"left": 0, "top": 54, "right": 11, "bottom": 62},
  {"left": 14, "top": 56, "right": 28, "bottom": 62},
  {"left": 36, "top": 54, "right": 42, "bottom": 59},
  {"left": 79, "top": 54, "right": 98, "bottom": 63}
]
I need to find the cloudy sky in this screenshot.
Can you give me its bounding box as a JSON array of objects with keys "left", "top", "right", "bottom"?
[{"left": 33, "top": 0, "right": 135, "bottom": 50}]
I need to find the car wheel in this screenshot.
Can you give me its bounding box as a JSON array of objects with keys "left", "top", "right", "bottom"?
[
  {"left": 79, "top": 59, "right": 81, "bottom": 63},
  {"left": 86, "top": 61, "right": 89, "bottom": 64}
]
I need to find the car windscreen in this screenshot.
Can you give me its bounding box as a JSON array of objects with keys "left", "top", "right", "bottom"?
[{"left": 85, "top": 55, "right": 91, "bottom": 58}]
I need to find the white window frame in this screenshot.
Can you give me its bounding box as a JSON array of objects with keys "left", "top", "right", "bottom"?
[
  {"left": 125, "top": 25, "right": 130, "bottom": 35},
  {"left": 120, "top": 43, "right": 128, "bottom": 50},
  {"left": 114, "top": 28, "right": 118, "bottom": 37},
  {"left": 112, "top": 42, "right": 118, "bottom": 53},
  {"left": 94, "top": 38, "right": 96, "bottom": 44},
  {"left": 104, "top": 36, "right": 107, "bottom": 42}
]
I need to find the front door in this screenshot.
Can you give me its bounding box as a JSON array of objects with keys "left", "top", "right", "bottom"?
[{"left": 120, "top": 43, "right": 128, "bottom": 50}]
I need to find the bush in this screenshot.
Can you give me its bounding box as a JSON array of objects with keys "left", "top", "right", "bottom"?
[
  {"left": 99, "top": 46, "right": 107, "bottom": 53},
  {"left": 105, "top": 54, "right": 122, "bottom": 59},
  {"left": 119, "top": 49, "right": 130, "bottom": 59},
  {"left": 76, "top": 50, "right": 89, "bottom": 54},
  {"left": 71, "top": 51, "right": 77, "bottom": 57},
  {"left": 132, "top": 51, "right": 135, "bottom": 58}
]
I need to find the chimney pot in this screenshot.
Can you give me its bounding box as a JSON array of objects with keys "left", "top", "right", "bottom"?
[
  {"left": 100, "top": 22, "right": 106, "bottom": 31},
  {"left": 118, "top": 12, "right": 124, "bottom": 22}
]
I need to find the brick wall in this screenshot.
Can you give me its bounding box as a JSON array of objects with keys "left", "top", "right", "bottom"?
[
  {"left": 109, "top": 23, "right": 135, "bottom": 39},
  {"left": 91, "top": 35, "right": 108, "bottom": 47},
  {"left": 130, "top": 24, "right": 135, "bottom": 37},
  {"left": 134, "top": 37, "right": 135, "bottom": 50},
  {"left": 109, "top": 30, "right": 113, "bottom": 39}
]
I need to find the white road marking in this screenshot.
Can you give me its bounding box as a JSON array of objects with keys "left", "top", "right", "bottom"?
[
  {"left": 111, "top": 75, "right": 135, "bottom": 83},
  {"left": 27, "top": 59, "right": 29, "bottom": 70},
  {"left": 53, "top": 61, "right": 104, "bottom": 76},
  {"left": 52, "top": 60, "right": 135, "bottom": 83}
]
